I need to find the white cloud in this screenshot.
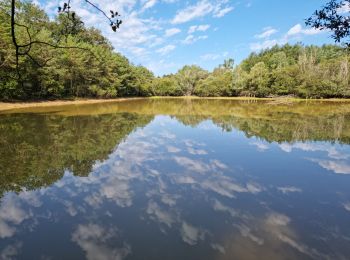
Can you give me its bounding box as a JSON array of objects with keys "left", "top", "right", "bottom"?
[
  {"left": 156, "top": 44, "right": 176, "bottom": 55},
  {"left": 250, "top": 39, "right": 280, "bottom": 51},
  {"left": 183, "top": 34, "right": 208, "bottom": 45},
  {"left": 250, "top": 23, "right": 323, "bottom": 51},
  {"left": 338, "top": 2, "right": 350, "bottom": 14},
  {"left": 172, "top": 0, "right": 213, "bottom": 24},
  {"left": 200, "top": 53, "right": 221, "bottom": 61},
  {"left": 142, "top": 0, "right": 158, "bottom": 10},
  {"left": 165, "top": 28, "right": 181, "bottom": 37},
  {"left": 188, "top": 24, "right": 210, "bottom": 34},
  {"left": 200, "top": 52, "right": 228, "bottom": 61},
  {"left": 255, "top": 27, "right": 278, "bottom": 39},
  {"left": 287, "top": 24, "right": 322, "bottom": 36},
  {"left": 213, "top": 6, "right": 234, "bottom": 18},
  {"left": 172, "top": 0, "right": 233, "bottom": 24}
]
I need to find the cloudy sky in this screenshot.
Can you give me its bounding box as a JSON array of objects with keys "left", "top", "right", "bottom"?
[{"left": 35, "top": 0, "right": 335, "bottom": 75}]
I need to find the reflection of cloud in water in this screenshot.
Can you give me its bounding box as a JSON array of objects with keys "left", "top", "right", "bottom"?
[
  {"left": 343, "top": 203, "right": 350, "bottom": 212},
  {"left": 0, "top": 242, "right": 22, "bottom": 260},
  {"left": 0, "top": 194, "right": 36, "bottom": 238},
  {"left": 59, "top": 199, "right": 86, "bottom": 217},
  {"left": 266, "top": 212, "right": 290, "bottom": 226},
  {"left": 77, "top": 134, "right": 161, "bottom": 208},
  {"left": 217, "top": 212, "right": 330, "bottom": 260},
  {"left": 265, "top": 213, "right": 330, "bottom": 259},
  {"left": 71, "top": 223, "right": 130, "bottom": 260},
  {"left": 211, "top": 160, "right": 228, "bottom": 170},
  {"left": 187, "top": 147, "right": 208, "bottom": 155},
  {"left": 173, "top": 156, "right": 229, "bottom": 176},
  {"left": 234, "top": 224, "right": 264, "bottom": 245},
  {"left": 160, "top": 131, "right": 176, "bottom": 140},
  {"left": 166, "top": 146, "right": 181, "bottom": 153},
  {"left": 5, "top": 115, "right": 348, "bottom": 259},
  {"left": 310, "top": 159, "right": 350, "bottom": 174},
  {"left": 174, "top": 156, "right": 210, "bottom": 174},
  {"left": 277, "top": 186, "right": 302, "bottom": 194},
  {"left": 146, "top": 201, "right": 176, "bottom": 227},
  {"left": 160, "top": 194, "right": 179, "bottom": 207},
  {"left": 279, "top": 143, "right": 349, "bottom": 160},
  {"left": 202, "top": 176, "right": 263, "bottom": 198},
  {"left": 172, "top": 175, "right": 196, "bottom": 185},
  {"left": 180, "top": 222, "right": 206, "bottom": 246},
  {"left": 202, "top": 178, "right": 245, "bottom": 198},
  {"left": 278, "top": 142, "right": 350, "bottom": 175},
  {"left": 211, "top": 243, "right": 226, "bottom": 254},
  {"left": 183, "top": 139, "right": 206, "bottom": 148},
  {"left": 250, "top": 141, "right": 269, "bottom": 152},
  {"left": 213, "top": 199, "right": 238, "bottom": 218},
  {"left": 246, "top": 183, "right": 263, "bottom": 194},
  {"left": 100, "top": 176, "right": 134, "bottom": 208}
]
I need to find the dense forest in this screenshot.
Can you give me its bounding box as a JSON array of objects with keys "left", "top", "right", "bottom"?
[{"left": 1, "top": 0, "right": 349, "bottom": 100}]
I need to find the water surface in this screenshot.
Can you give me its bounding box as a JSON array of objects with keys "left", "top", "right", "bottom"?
[{"left": 1, "top": 98, "right": 350, "bottom": 260}]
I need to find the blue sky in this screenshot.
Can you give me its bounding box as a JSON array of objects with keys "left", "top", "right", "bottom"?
[{"left": 36, "top": 0, "right": 337, "bottom": 75}]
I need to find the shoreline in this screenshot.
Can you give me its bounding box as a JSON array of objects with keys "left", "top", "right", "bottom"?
[
  {"left": 1, "top": 96, "right": 350, "bottom": 112},
  {"left": 0, "top": 97, "right": 147, "bottom": 112}
]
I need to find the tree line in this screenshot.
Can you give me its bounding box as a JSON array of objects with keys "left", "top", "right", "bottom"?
[{"left": 0, "top": 0, "right": 349, "bottom": 100}]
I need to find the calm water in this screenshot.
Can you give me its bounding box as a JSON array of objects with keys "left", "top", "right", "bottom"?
[{"left": 1, "top": 98, "right": 350, "bottom": 260}]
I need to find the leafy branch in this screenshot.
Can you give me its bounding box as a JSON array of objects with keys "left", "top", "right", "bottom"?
[
  {"left": 10, "top": 0, "right": 122, "bottom": 78},
  {"left": 306, "top": 0, "right": 350, "bottom": 47}
]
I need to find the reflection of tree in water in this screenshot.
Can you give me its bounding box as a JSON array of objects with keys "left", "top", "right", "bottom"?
[
  {"left": 75, "top": 98, "right": 350, "bottom": 143},
  {"left": 173, "top": 115, "right": 208, "bottom": 128},
  {"left": 210, "top": 113, "right": 350, "bottom": 144},
  {"left": 0, "top": 113, "right": 152, "bottom": 196},
  {"left": 1, "top": 98, "right": 350, "bottom": 196},
  {"left": 169, "top": 112, "right": 350, "bottom": 144}
]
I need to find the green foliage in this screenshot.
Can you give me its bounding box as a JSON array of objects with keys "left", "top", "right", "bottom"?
[
  {"left": 152, "top": 65, "right": 209, "bottom": 96},
  {"left": 0, "top": 112, "right": 152, "bottom": 194},
  {"left": 151, "top": 76, "right": 182, "bottom": 96},
  {"left": 153, "top": 44, "right": 349, "bottom": 99},
  {"left": 0, "top": 0, "right": 349, "bottom": 100},
  {"left": 194, "top": 68, "right": 233, "bottom": 97},
  {"left": 233, "top": 44, "right": 350, "bottom": 98},
  {"left": 0, "top": 0, "right": 154, "bottom": 100},
  {"left": 175, "top": 65, "right": 208, "bottom": 95}
]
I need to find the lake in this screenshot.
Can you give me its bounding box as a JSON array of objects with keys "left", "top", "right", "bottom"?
[{"left": 0, "top": 98, "right": 350, "bottom": 260}]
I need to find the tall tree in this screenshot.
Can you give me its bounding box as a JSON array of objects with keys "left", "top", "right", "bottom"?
[
  {"left": 8, "top": 0, "right": 122, "bottom": 74},
  {"left": 176, "top": 65, "right": 208, "bottom": 96}
]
